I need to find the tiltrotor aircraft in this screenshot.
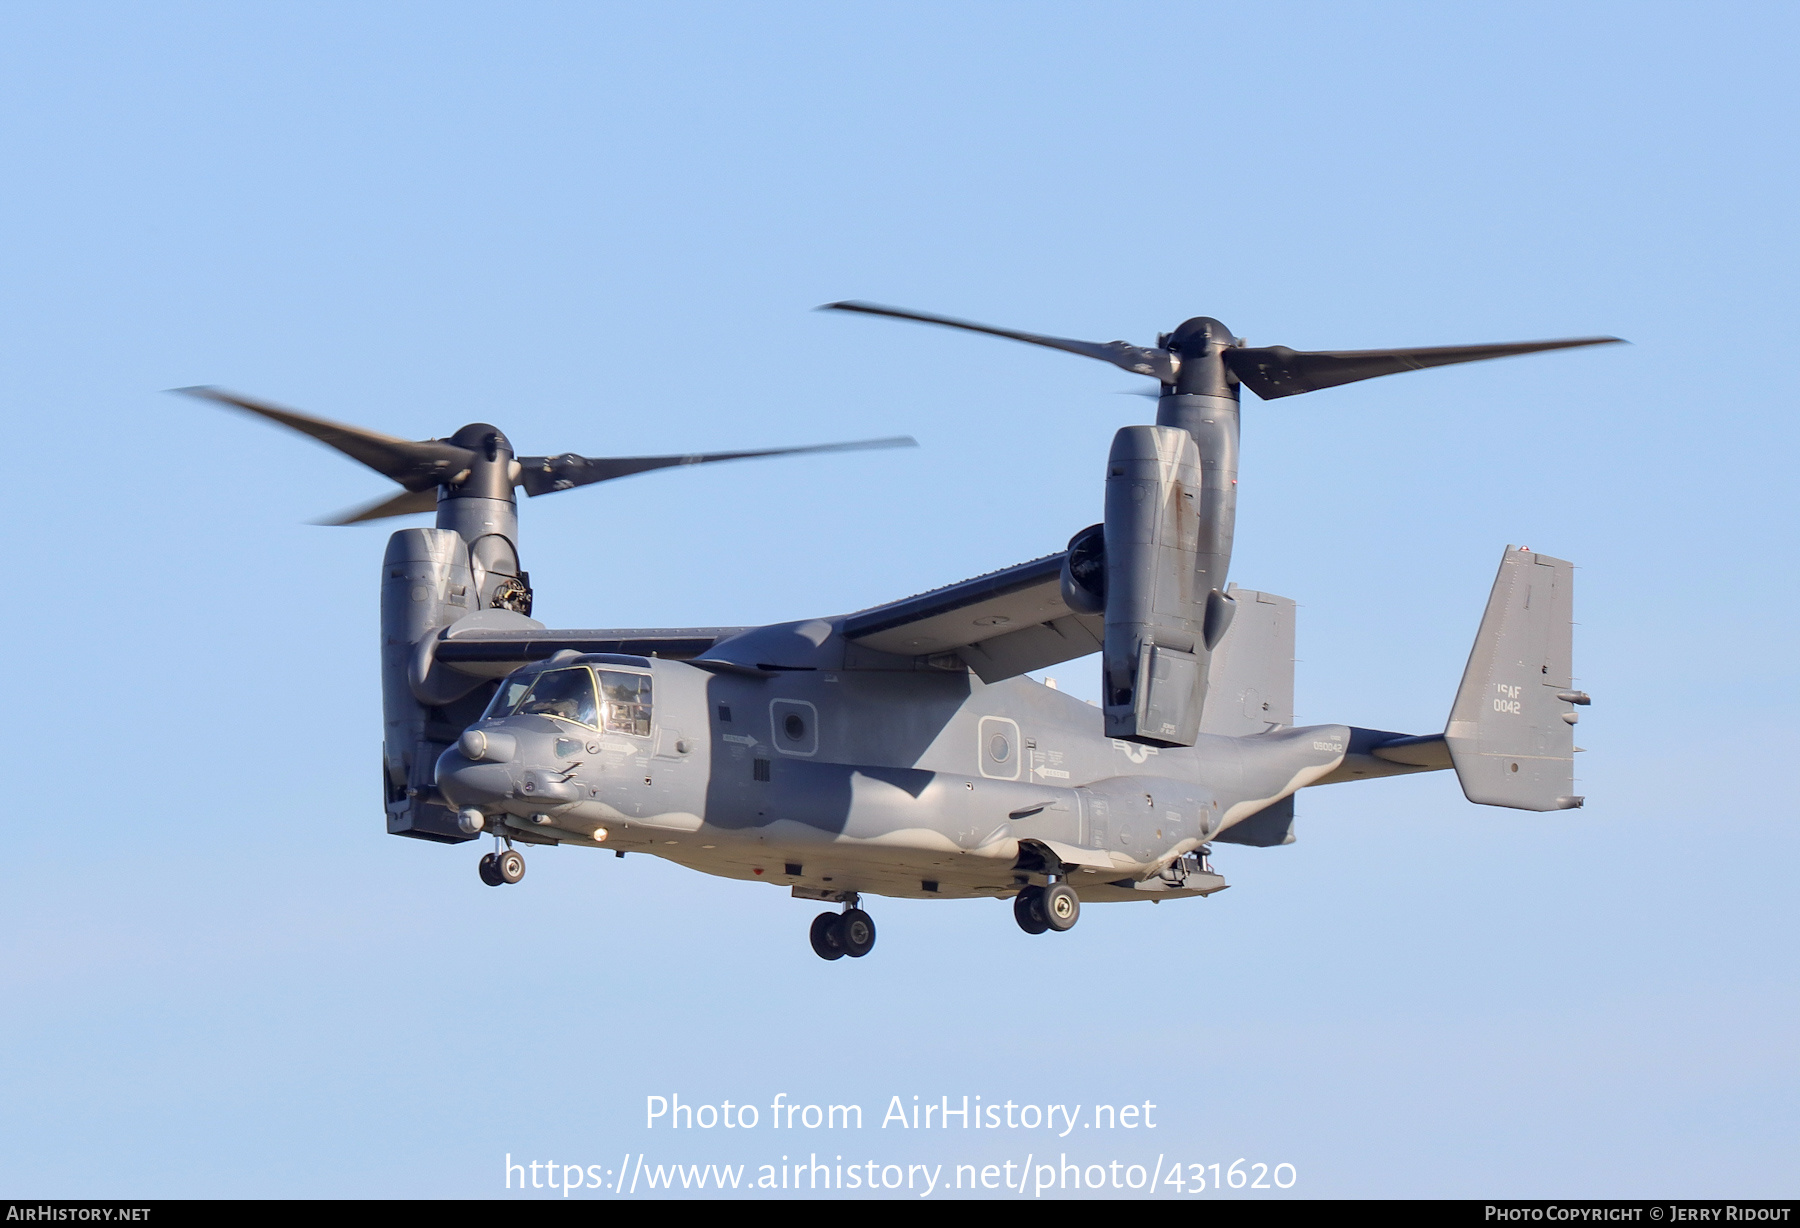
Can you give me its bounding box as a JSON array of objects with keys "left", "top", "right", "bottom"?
[{"left": 184, "top": 302, "right": 1613, "bottom": 960}]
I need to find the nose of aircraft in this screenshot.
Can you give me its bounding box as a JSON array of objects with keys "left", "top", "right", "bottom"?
[
  {"left": 435, "top": 746, "right": 518, "bottom": 811},
  {"left": 436, "top": 724, "right": 587, "bottom": 817}
]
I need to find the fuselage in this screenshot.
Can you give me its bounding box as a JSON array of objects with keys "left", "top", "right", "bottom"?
[{"left": 435, "top": 640, "right": 1354, "bottom": 906}]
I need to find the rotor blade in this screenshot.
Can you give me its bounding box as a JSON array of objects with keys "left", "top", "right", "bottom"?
[
  {"left": 314, "top": 487, "right": 439, "bottom": 526},
  {"left": 518, "top": 436, "right": 918, "bottom": 498},
  {"left": 174, "top": 386, "right": 476, "bottom": 490},
  {"left": 1223, "top": 336, "right": 1624, "bottom": 401},
  {"left": 819, "top": 301, "right": 1178, "bottom": 383}
]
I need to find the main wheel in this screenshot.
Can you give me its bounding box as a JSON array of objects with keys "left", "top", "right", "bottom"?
[
  {"left": 496, "top": 848, "right": 526, "bottom": 884},
  {"left": 809, "top": 911, "right": 847, "bottom": 961},
  {"left": 1013, "top": 886, "right": 1048, "bottom": 934},
  {"left": 478, "top": 852, "right": 503, "bottom": 887},
  {"left": 1042, "top": 882, "right": 1080, "bottom": 932},
  {"left": 839, "top": 908, "right": 876, "bottom": 958}
]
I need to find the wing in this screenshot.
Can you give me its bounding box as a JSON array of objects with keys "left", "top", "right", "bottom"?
[
  {"left": 434, "top": 551, "right": 1105, "bottom": 685},
  {"left": 432, "top": 625, "right": 751, "bottom": 677},
  {"left": 842, "top": 552, "right": 1101, "bottom": 682}
]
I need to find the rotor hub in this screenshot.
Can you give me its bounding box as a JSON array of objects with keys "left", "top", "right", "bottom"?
[
  {"left": 443, "top": 422, "right": 517, "bottom": 503},
  {"left": 1166, "top": 317, "right": 1239, "bottom": 398}
]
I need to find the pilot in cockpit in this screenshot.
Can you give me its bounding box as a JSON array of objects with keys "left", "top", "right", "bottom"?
[{"left": 511, "top": 667, "right": 599, "bottom": 727}]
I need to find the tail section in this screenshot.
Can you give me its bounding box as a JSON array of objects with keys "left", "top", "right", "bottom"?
[{"left": 1445, "top": 546, "right": 1588, "bottom": 811}]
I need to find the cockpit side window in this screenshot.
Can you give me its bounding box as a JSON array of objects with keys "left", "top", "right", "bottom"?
[
  {"left": 599, "top": 670, "right": 652, "bottom": 737},
  {"left": 511, "top": 667, "right": 600, "bottom": 728}
]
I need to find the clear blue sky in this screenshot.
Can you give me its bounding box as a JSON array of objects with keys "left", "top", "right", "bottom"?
[{"left": 1, "top": 0, "right": 1794, "bottom": 1199}]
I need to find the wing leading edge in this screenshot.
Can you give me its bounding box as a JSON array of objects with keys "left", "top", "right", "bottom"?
[
  {"left": 432, "top": 626, "right": 750, "bottom": 677},
  {"left": 841, "top": 552, "right": 1102, "bottom": 682}
]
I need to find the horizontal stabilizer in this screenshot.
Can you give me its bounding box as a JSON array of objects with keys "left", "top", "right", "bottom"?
[
  {"left": 1311, "top": 726, "right": 1450, "bottom": 786},
  {"left": 1446, "top": 546, "right": 1585, "bottom": 811},
  {"left": 1371, "top": 733, "right": 1452, "bottom": 769}
]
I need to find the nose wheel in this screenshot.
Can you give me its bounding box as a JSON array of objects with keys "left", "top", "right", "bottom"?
[
  {"left": 478, "top": 843, "right": 526, "bottom": 887},
  {"left": 1014, "top": 882, "right": 1079, "bottom": 934},
  {"left": 809, "top": 911, "right": 846, "bottom": 960},
  {"left": 809, "top": 903, "right": 876, "bottom": 960}
]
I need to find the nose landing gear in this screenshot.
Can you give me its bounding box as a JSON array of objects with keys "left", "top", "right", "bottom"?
[
  {"left": 809, "top": 911, "right": 847, "bottom": 960},
  {"left": 1014, "top": 881, "right": 1080, "bottom": 934},
  {"left": 1014, "top": 886, "right": 1048, "bottom": 934},
  {"left": 808, "top": 897, "right": 876, "bottom": 961},
  {"left": 1042, "top": 882, "right": 1079, "bottom": 930},
  {"left": 478, "top": 839, "right": 526, "bottom": 887},
  {"left": 839, "top": 908, "right": 876, "bottom": 956}
]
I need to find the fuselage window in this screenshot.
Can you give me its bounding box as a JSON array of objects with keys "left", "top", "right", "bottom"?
[
  {"left": 514, "top": 667, "right": 600, "bottom": 728},
  {"left": 599, "top": 670, "right": 652, "bottom": 737}
]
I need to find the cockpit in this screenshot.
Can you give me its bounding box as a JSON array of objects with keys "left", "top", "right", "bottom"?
[{"left": 482, "top": 664, "right": 653, "bottom": 736}]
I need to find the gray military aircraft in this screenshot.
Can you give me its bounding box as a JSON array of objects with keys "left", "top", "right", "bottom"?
[{"left": 184, "top": 303, "right": 1614, "bottom": 960}]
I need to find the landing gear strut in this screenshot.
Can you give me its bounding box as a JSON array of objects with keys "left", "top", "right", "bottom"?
[
  {"left": 809, "top": 898, "right": 876, "bottom": 961},
  {"left": 1014, "top": 881, "right": 1080, "bottom": 934},
  {"left": 478, "top": 839, "right": 525, "bottom": 887}
]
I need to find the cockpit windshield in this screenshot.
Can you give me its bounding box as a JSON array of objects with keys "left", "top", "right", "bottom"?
[
  {"left": 480, "top": 665, "right": 653, "bottom": 736},
  {"left": 484, "top": 677, "right": 532, "bottom": 720},
  {"left": 483, "top": 667, "right": 599, "bottom": 727}
]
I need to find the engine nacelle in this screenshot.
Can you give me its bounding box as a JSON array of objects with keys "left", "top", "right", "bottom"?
[
  {"left": 381, "top": 527, "right": 490, "bottom": 843},
  {"left": 1100, "top": 425, "right": 1223, "bottom": 747}
]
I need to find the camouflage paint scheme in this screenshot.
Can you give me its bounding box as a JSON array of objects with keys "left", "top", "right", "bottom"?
[
  {"left": 183, "top": 303, "right": 1605, "bottom": 935},
  {"left": 431, "top": 542, "right": 1583, "bottom": 908}
]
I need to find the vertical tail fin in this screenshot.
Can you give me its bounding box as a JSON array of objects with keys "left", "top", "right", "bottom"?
[{"left": 1445, "top": 546, "right": 1588, "bottom": 811}]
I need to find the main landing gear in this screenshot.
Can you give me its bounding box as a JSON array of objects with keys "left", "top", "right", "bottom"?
[
  {"left": 478, "top": 841, "right": 526, "bottom": 887},
  {"left": 809, "top": 899, "right": 876, "bottom": 961},
  {"left": 1014, "top": 881, "right": 1080, "bottom": 935}
]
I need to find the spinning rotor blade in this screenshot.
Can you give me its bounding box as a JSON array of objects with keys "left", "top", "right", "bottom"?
[
  {"left": 180, "top": 385, "right": 918, "bottom": 523},
  {"left": 1223, "top": 337, "right": 1624, "bottom": 400},
  {"left": 518, "top": 436, "right": 917, "bottom": 497},
  {"left": 315, "top": 488, "right": 440, "bottom": 525},
  {"left": 175, "top": 386, "right": 476, "bottom": 490},
  {"left": 820, "top": 301, "right": 1178, "bottom": 383}
]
